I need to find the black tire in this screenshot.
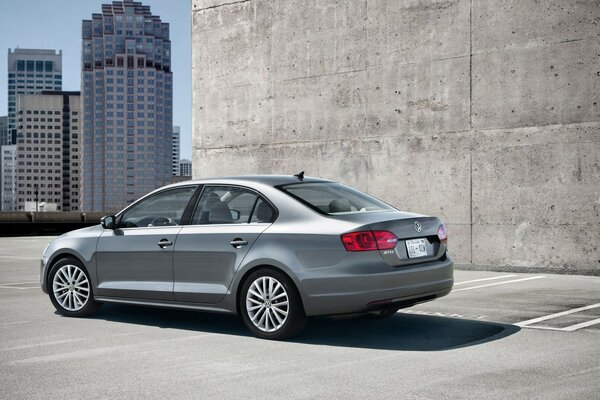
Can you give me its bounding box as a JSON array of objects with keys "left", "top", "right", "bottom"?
[
  {"left": 48, "top": 257, "right": 101, "bottom": 317},
  {"left": 239, "top": 268, "right": 307, "bottom": 340}
]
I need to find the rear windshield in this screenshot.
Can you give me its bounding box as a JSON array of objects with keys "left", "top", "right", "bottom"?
[{"left": 278, "top": 182, "right": 395, "bottom": 215}]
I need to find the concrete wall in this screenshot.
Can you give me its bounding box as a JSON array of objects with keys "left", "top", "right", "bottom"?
[{"left": 191, "top": 0, "right": 600, "bottom": 274}]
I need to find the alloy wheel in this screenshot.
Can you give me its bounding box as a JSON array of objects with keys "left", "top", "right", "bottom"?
[
  {"left": 245, "top": 276, "right": 289, "bottom": 333},
  {"left": 52, "top": 264, "right": 90, "bottom": 312}
]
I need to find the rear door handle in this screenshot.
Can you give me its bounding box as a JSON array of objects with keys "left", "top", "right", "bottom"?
[
  {"left": 157, "top": 239, "right": 173, "bottom": 248},
  {"left": 230, "top": 238, "right": 248, "bottom": 248}
]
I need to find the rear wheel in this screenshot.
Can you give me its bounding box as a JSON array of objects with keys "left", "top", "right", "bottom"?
[
  {"left": 48, "top": 258, "right": 101, "bottom": 317},
  {"left": 240, "top": 269, "right": 306, "bottom": 340}
]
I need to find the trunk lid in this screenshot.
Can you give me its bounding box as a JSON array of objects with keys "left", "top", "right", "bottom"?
[{"left": 333, "top": 211, "right": 447, "bottom": 267}]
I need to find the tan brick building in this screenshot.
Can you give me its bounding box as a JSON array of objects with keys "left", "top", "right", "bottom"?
[{"left": 15, "top": 92, "right": 81, "bottom": 211}]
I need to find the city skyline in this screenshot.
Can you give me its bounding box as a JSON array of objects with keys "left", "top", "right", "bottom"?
[{"left": 0, "top": 0, "right": 191, "bottom": 159}]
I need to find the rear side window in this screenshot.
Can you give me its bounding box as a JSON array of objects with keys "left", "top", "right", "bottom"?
[
  {"left": 250, "top": 197, "right": 276, "bottom": 223},
  {"left": 191, "top": 186, "right": 276, "bottom": 225},
  {"left": 278, "top": 182, "right": 394, "bottom": 215}
]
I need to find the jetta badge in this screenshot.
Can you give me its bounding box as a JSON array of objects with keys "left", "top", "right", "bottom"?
[{"left": 414, "top": 221, "right": 422, "bottom": 232}]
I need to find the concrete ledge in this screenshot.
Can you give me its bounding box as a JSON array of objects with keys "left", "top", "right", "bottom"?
[
  {"left": 455, "top": 263, "right": 600, "bottom": 277},
  {"left": 0, "top": 212, "right": 105, "bottom": 236}
]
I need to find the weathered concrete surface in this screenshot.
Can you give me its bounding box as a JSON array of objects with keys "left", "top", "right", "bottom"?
[
  {"left": 192, "top": 0, "right": 600, "bottom": 274},
  {"left": 3, "top": 237, "right": 600, "bottom": 399}
]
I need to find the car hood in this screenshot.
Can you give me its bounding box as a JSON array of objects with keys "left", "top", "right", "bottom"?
[{"left": 56, "top": 224, "right": 104, "bottom": 240}]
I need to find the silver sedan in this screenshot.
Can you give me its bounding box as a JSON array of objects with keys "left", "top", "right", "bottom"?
[{"left": 41, "top": 174, "right": 453, "bottom": 340}]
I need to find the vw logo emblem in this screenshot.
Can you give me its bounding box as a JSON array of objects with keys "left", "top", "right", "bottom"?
[{"left": 414, "top": 221, "right": 422, "bottom": 232}]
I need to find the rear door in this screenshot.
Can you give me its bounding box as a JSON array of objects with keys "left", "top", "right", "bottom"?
[{"left": 173, "top": 186, "right": 276, "bottom": 303}]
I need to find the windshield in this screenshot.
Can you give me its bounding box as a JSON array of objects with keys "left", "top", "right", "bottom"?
[{"left": 278, "top": 182, "right": 395, "bottom": 215}]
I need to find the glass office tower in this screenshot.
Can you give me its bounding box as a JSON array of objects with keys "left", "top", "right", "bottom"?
[{"left": 7, "top": 49, "right": 62, "bottom": 146}]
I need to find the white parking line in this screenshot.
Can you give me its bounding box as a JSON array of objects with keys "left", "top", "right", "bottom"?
[
  {"left": 0, "top": 281, "right": 38, "bottom": 286},
  {"left": 516, "top": 303, "right": 600, "bottom": 328},
  {"left": 452, "top": 276, "right": 545, "bottom": 292},
  {"left": 562, "top": 317, "right": 600, "bottom": 332},
  {"left": 0, "top": 321, "right": 28, "bottom": 327},
  {"left": 454, "top": 274, "right": 516, "bottom": 286},
  {"left": 0, "top": 285, "right": 39, "bottom": 290}
]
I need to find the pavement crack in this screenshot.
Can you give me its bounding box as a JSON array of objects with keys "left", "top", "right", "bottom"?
[{"left": 193, "top": 0, "right": 251, "bottom": 13}]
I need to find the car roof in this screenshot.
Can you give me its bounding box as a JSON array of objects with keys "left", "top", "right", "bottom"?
[{"left": 171, "top": 174, "right": 335, "bottom": 188}]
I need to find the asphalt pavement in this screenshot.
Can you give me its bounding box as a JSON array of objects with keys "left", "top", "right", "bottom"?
[{"left": 1, "top": 236, "right": 599, "bottom": 399}]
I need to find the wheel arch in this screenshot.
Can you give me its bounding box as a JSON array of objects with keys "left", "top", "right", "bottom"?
[{"left": 45, "top": 251, "right": 89, "bottom": 289}]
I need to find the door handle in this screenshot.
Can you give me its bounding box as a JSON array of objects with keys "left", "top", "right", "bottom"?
[
  {"left": 157, "top": 239, "right": 173, "bottom": 248},
  {"left": 230, "top": 238, "right": 248, "bottom": 248}
]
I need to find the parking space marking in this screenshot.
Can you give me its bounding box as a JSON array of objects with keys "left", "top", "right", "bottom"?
[
  {"left": 402, "top": 309, "right": 488, "bottom": 320},
  {"left": 0, "top": 284, "right": 39, "bottom": 290},
  {"left": 516, "top": 303, "right": 600, "bottom": 331},
  {"left": 454, "top": 274, "right": 516, "bottom": 286},
  {"left": 452, "top": 276, "right": 545, "bottom": 292},
  {"left": 561, "top": 317, "right": 600, "bottom": 332},
  {"left": 0, "top": 321, "right": 28, "bottom": 327}
]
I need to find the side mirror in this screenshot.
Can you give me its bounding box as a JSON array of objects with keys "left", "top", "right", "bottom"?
[
  {"left": 230, "top": 209, "right": 241, "bottom": 221},
  {"left": 101, "top": 215, "right": 116, "bottom": 230}
]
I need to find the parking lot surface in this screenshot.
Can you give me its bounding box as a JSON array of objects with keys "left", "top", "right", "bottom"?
[{"left": 1, "top": 236, "right": 599, "bottom": 399}]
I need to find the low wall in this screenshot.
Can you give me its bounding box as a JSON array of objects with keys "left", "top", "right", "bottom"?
[{"left": 0, "top": 212, "right": 105, "bottom": 236}]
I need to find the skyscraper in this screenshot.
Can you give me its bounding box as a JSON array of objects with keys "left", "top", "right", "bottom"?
[
  {"left": 0, "top": 116, "right": 7, "bottom": 147},
  {"left": 172, "top": 125, "right": 180, "bottom": 175},
  {"left": 1, "top": 145, "right": 16, "bottom": 211},
  {"left": 7, "top": 49, "right": 62, "bottom": 145},
  {"left": 81, "top": 0, "right": 173, "bottom": 212},
  {"left": 0, "top": 116, "right": 7, "bottom": 208},
  {"left": 179, "top": 159, "right": 191, "bottom": 177}
]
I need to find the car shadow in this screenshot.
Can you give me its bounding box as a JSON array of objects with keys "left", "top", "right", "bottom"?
[{"left": 91, "top": 304, "right": 519, "bottom": 351}]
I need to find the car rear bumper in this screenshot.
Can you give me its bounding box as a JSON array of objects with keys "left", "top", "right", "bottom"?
[{"left": 299, "top": 255, "right": 454, "bottom": 316}]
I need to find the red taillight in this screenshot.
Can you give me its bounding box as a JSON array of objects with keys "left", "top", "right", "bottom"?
[
  {"left": 373, "top": 231, "right": 398, "bottom": 250},
  {"left": 437, "top": 224, "right": 447, "bottom": 242},
  {"left": 341, "top": 231, "right": 377, "bottom": 251},
  {"left": 341, "top": 230, "right": 397, "bottom": 252}
]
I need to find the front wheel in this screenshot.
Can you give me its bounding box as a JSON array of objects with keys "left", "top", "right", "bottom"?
[
  {"left": 240, "top": 269, "right": 306, "bottom": 340},
  {"left": 48, "top": 258, "right": 101, "bottom": 317}
]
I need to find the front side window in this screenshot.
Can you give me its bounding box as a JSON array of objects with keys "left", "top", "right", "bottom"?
[
  {"left": 278, "top": 182, "right": 394, "bottom": 215},
  {"left": 191, "top": 186, "right": 275, "bottom": 225},
  {"left": 118, "top": 186, "right": 196, "bottom": 228}
]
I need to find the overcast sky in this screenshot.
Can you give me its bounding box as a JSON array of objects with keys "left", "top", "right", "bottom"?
[{"left": 0, "top": 0, "right": 192, "bottom": 159}]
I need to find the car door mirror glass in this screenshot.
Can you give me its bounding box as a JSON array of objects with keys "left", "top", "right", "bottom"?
[
  {"left": 101, "top": 215, "right": 116, "bottom": 230},
  {"left": 230, "top": 210, "right": 241, "bottom": 221}
]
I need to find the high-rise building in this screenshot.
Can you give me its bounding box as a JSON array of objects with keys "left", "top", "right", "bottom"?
[
  {"left": 1, "top": 145, "right": 16, "bottom": 211},
  {"left": 179, "top": 159, "right": 191, "bottom": 177},
  {"left": 0, "top": 115, "right": 7, "bottom": 208},
  {"left": 7, "top": 49, "right": 62, "bottom": 145},
  {"left": 172, "top": 125, "right": 180, "bottom": 175},
  {"left": 81, "top": 0, "right": 173, "bottom": 212},
  {"left": 0, "top": 116, "right": 7, "bottom": 146},
  {"left": 14, "top": 92, "right": 81, "bottom": 212}
]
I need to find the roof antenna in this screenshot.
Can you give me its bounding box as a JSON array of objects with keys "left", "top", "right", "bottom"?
[{"left": 294, "top": 171, "right": 305, "bottom": 181}]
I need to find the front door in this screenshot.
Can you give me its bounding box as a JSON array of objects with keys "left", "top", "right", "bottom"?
[{"left": 95, "top": 185, "right": 197, "bottom": 300}]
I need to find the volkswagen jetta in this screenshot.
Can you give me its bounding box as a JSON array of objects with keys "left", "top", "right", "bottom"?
[{"left": 41, "top": 174, "right": 453, "bottom": 340}]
